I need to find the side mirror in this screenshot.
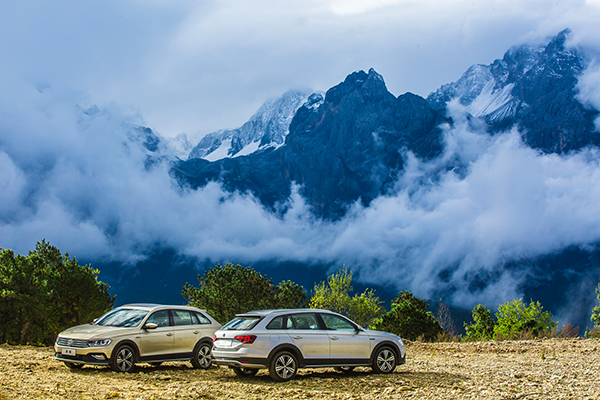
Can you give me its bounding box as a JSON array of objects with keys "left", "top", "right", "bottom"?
[{"left": 144, "top": 322, "right": 158, "bottom": 330}]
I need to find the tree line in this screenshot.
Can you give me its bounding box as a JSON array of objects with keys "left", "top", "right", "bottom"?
[
  {"left": 0, "top": 240, "right": 115, "bottom": 345},
  {"left": 2, "top": 241, "right": 600, "bottom": 345}
]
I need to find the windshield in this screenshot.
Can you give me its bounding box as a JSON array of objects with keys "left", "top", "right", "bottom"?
[
  {"left": 95, "top": 308, "right": 148, "bottom": 327},
  {"left": 222, "top": 316, "right": 261, "bottom": 330}
]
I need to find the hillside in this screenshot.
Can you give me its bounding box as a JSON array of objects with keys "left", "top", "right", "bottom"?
[{"left": 1, "top": 339, "right": 599, "bottom": 399}]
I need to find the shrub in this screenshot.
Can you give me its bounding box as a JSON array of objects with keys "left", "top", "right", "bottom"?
[
  {"left": 463, "top": 304, "right": 495, "bottom": 341},
  {"left": 182, "top": 263, "right": 306, "bottom": 324},
  {"left": 309, "top": 267, "right": 383, "bottom": 328},
  {"left": 493, "top": 298, "right": 556, "bottom": 340},
  {"left": 371, "top": 291, "right": 443, "bottom": 341}
]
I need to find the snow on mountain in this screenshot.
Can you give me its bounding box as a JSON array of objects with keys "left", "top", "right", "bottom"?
[
  {"left": 427, "top": 30, "right": 578, "bottom": 125},
  {"left": 166, "top": 132, "right": 204, "bottom": 160},
  {"left": 188, "top": 89, "right": 323, "bottom": 161}
]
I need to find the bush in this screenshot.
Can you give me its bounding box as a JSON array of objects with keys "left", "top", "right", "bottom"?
[
  {"left": 463, "top": 304, "right": 495, "bottom": 341},
  {"left": 591, "top": 279, "right": 600, "bottom": 330},
  {"left": 371, "top": 291, "right": 443, "bottom": 341},
  {"left": 493, "top": 298, "right": 556, "bottom": 340},
  {"left": 308, "top": 267, "right": 383, "bottom": 328},
  {"left": 0, "top": 240, "right": 115, "bottom": 345},
  {"left": 182, "top": 263, "right": 306, "bottom": 324}
]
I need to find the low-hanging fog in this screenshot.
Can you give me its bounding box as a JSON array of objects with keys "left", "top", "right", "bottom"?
[{"left": 2, "top": 60, "right": 600, "bottom": 326}]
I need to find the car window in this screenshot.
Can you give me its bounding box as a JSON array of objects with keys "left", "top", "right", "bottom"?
[
  {"left": 172, "top": 310, "right": 194, "bottom": 326},
  {"left": 266, "top": 316, "right": 286, "bottom": 330},
  {"left": 146, "top": 310, "right": 171, "bottom": 328},
  {"left": 320, "top": 314, "right": 356, "bottom": 331},
  {"left": 222, "top": 316, "right": 262, "bottom": 330},
  {"left": 95, "top": 308, "right": 148, "bottom": 327},
  {"left": 289, "top": 313, "right": 320, "bottom": 330},
  {"left": 194, "top": 312, "right": 211, "bottom": 324}
]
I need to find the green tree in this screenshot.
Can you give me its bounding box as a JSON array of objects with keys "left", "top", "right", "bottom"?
[
  {"left": 493, "top": 298, "right": 556, "bottom": 340},
  {"left": 587, "top": 279, "right": 600, "bottom": 338},
  {"left": 371, "top": 291, "right": 443, "bottom": 341},
  {"left": 182, "top": 263, "right": 306, "bottom": 324},
  {"left": 308, "top": 268, "right": 383, "bottom": 328},
  {"left": 0, "top": 240, "right": 115, "bottom": 345},
  {"left": 463, "top": 304, "right": 495, "bottom": 341}
]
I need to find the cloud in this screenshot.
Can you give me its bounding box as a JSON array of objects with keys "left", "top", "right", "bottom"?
[
  {"left": 2, "top": 1, "right": 600, "bottom": 138},
  {"left": 3, "top": 84, "right": 600, "bottom": 324}
]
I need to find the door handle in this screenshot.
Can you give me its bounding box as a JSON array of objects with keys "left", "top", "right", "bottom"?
[
  {"left": 330, "top": 336, "right": 339, "bottom": 340},
  {"left": 292, "top": 336, "right": 303, "bottom": 339},
  {"left": 166, "top": 333, "right": 174, "bottom": 336}
]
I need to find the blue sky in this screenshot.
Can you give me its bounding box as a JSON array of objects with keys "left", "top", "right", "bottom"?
[{"left": 2, "top": 0, "right": 600, "bottom": 138}]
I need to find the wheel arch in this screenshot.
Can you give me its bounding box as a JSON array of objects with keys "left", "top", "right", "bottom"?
[
  {"left": 370, "top": 340, "right": 401, "bottom": 364},
  {"left": 267, "top": 343, "right": 305, "bottom": 367},
  {"left": 112, "top": 339, "right": 140, "bottom": 362}
]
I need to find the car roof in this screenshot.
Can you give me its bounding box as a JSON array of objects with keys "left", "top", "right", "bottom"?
[
  {"left": 119, "top": 303, "right": 206, "bottom": 312},
  {"left": 239, "top": 309, "right": 336, "bottom": 316}
]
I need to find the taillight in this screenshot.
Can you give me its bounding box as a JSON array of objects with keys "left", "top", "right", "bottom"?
[
  {"left": 213, "top": 334, "right": 218, "bottom": 341},
  {"left": 234, "top": 335, "right": 257, "bottom": 344}
]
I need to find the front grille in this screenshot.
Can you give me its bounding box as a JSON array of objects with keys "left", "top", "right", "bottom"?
[{"left": 56, "top": 337, "right": 89, "bottom": 348}]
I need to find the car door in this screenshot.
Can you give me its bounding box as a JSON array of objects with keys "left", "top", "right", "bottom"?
[
  {"left": 287, "top": 312, "right": 329, "bottom": 363},
  {"left": 139, "top": 310, "right": 174, "bottom": 357},
  {"left": 319, "top": 313, "right": 371, "bottom": 362},
  {"left": 171, "top": 309, "right": 201, "bottom": 355}
]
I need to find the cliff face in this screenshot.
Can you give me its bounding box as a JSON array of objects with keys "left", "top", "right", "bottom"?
[{"left": 173, "top": 69, "right": 444, "bottom": 218}]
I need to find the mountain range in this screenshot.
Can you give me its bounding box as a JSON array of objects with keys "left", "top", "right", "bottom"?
[
  {"left": 40, "top": 29, "right": 600, "bottom": 330},
  {"left": 170, "top": 29, "right": 598, "bottom": 220}
]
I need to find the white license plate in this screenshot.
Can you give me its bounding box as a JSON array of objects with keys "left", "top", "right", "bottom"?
[
  {"left": 216, "top": 339, "right": 233, "bottom": 348},
  {"left": 62, "top": 348, "right": 76, "bottom": 356}
]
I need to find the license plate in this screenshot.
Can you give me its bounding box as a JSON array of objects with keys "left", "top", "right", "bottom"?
[
  {"left": 62, "top": 348, "right": 76, "bottom": 356},
  {"left": 216, "top": 339, "right": 233, "bottom": 348}
]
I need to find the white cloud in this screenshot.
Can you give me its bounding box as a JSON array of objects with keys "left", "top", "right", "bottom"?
[{"left": 2, "top": 1, "right": 600, "bottom": 138}]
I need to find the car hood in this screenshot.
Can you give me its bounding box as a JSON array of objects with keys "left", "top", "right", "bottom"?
[
  {"left": 366, "top": 329, "right": 402, "bottom": 340},
  {"left": 58, "top": 324, "right": 135, "bottom": 340}
]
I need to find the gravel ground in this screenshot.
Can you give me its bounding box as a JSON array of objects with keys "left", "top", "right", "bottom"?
[{"left": 1, "top": 338, "right": 599, "bottom": 399}]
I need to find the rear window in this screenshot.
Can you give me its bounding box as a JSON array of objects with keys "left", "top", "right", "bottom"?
[{"left": 222, "top": 315, "right": 262, "bottom": 330}]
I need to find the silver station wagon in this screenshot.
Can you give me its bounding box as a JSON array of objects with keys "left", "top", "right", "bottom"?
[
  {"left": 212, "top": 309, "right": 406, "bottom": 381},
  {"left": 54, "top": 304, "right": 221, "bottom": 372}
]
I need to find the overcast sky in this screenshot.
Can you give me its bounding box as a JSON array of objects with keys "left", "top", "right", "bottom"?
[
  {"left": 3, "top": 1, "right": 600, "bottom": 325},
  {"left": 2, "top": 0, "right": 600, "bottom": 138}
]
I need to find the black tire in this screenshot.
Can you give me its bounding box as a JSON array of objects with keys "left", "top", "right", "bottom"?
[
  {"left": 334, "top": 366, "right": 355, "bottom": 373},
  {"left": 191, "top": 342, "right": 212, "bottom": 369},
  {"left": 372, "top": 346, "right": 397, "bottom": 374},
  {"left": 269, "top": 351, "right": 298, "bottom": 382},
  {"left": 111, "top": 344, "right": 136, "bottom": 373},
  {"left": 232, "top": 367, "right": 259, "bottom": 378},
  {"left": 64, "top": 361, "right": 83, "bottom": 370}
]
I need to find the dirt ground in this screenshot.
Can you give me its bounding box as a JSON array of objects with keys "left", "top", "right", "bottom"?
[{"left": 1, "top": 338, "right": 599, "bottom": 399}]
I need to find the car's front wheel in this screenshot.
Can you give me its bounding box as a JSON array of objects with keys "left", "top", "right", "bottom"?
[
  {"left": 372, "top": 346, "right": 397, "bottom": 374},
  {"left": 232, "top": 367, "right": 258, "bottom": 378},
  {"left": 191, "top": 342, "right": 212, "bottom": 369},
  {"left": 269, "top": 351, "right": 298, "bottom": 381},
  {"left": 111, "top": 344, "right": 136, "bottom": 373}
]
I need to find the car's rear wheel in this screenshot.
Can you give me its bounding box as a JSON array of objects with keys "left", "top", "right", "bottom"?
[
  {"left": 334, "top": 366, "right": 355, "bottom": 373},
  {"left": 64, "top": 361, "right": 83, "bottom": 370},
  {"left": 232, "top": 367, "right": 258, "bottom": 378},
  {"left": 111, "top": 344, "right": 136, "bottom": 373},
  {"left": 191, "top": 342, "right": 212, "bottom": 369},
  {"left": 269, "top": 351, "right": 298, "bottom": 382},
  {"left": 372, "top": 346, "right": 397, "bottom": 374}
]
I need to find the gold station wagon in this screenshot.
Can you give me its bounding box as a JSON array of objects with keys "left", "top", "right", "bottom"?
[{"left": 54, "top": 304, "right": 221, "bottom": 372}]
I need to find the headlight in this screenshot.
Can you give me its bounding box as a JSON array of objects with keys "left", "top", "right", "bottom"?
[{"left": 87, "top": 339, "right": 112, "bottom": 347}]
